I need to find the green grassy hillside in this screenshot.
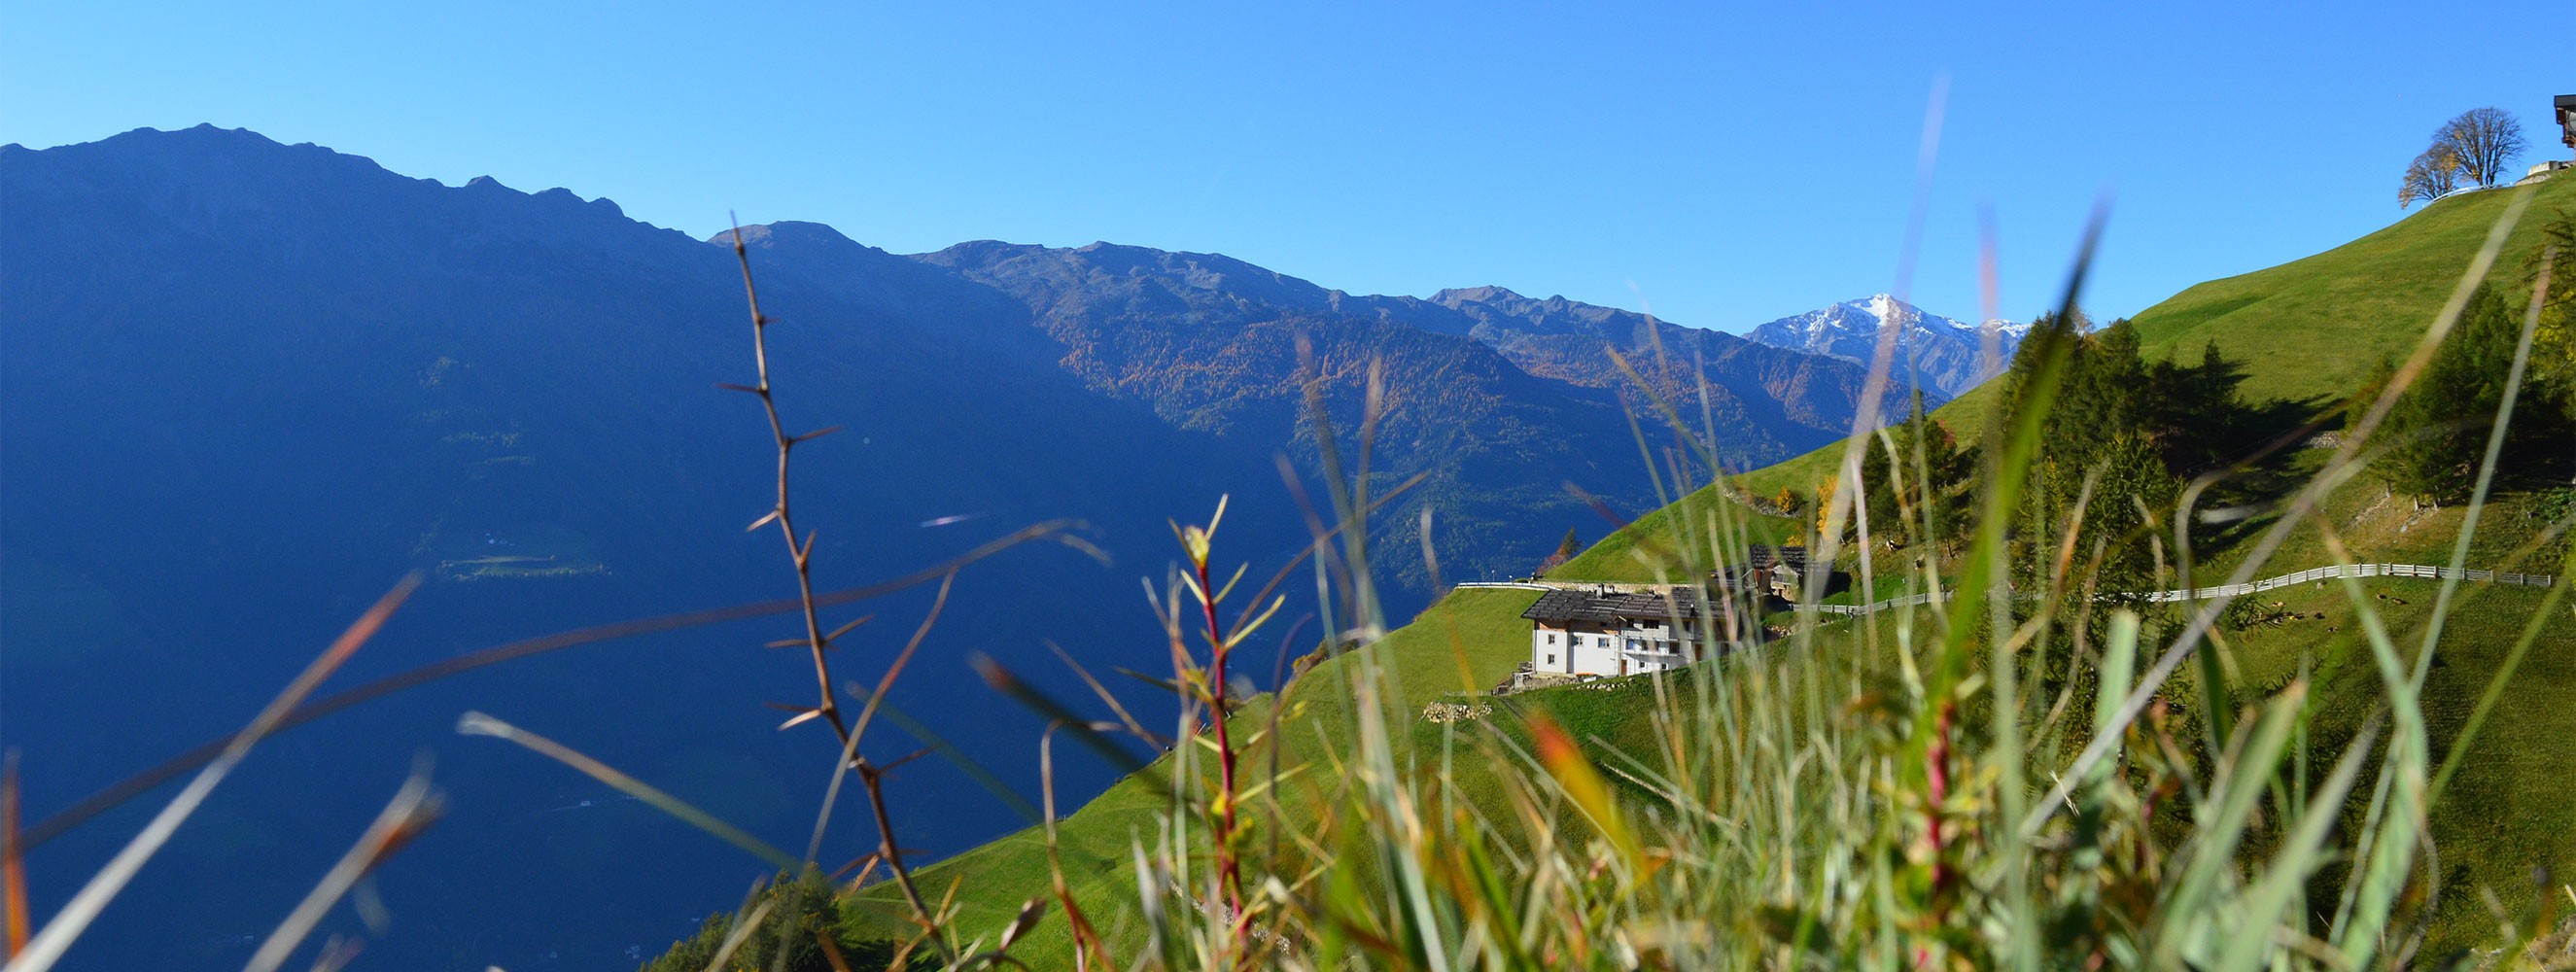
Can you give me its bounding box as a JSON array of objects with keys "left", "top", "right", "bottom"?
[
  {"left": 2186, "top": 453, "right": 2576, "bottom": 950},
  {"left": 786, "top": 178, "right": 2576, "bottom": 970},
  {"left": 1557, "top": 174, "right": 2576, "bottom": 582},
  {"left": 842, "top": 586, "right": 1546, "bottom": 954},
  {"left": 1489, "top": 176, "right": 2576, "bottom": 953},
  {"left": 1546, "top": 489, "right": 1804, "bottom": 581},
  {"left": 2128, "top": 177, "right": 2575, "bottom": 406}
]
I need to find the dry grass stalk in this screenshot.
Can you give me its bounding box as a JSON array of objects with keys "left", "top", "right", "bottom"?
[
  {"left": 20, "top": 521, "right": 1074, "bottom": 854},
  {"left": 10, "top": 575, "right": 418, "bottom": 972},
  {"left": 240, "top": 765, "right": 444, "bottom": 972},
  {"left": 3, "top": 750, "right": 27, "bottom": 958}
]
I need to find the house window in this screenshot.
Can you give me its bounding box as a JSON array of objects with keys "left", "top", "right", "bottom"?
[
  {"left": 1546, "top": 653, "right": 1556, "bottom": 666},
  {"left": 1545, "top": 633, "right": 1556, "bottom": 644}
]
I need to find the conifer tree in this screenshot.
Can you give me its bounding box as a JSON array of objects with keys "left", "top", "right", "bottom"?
[
  {"left": 1856, "top": 408, "right": 1967, "bottom": 550},
  {"left": 2377, "top": 283, "right": 2522, "bottom": 503},
  {"left": 2526, "top": 214, "right": 2576, "bottom": 424}
]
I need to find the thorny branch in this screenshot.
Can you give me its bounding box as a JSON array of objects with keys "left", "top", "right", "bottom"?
[
  {"left": 727, "top": 223, "right": 852, "bottom": 746},
  {"left": 726, "top": 222, "right": 950, "bottom": 960}
]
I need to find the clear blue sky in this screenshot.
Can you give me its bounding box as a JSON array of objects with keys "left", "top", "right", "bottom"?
[{"left": 4, "top": 1, "right": 2566, "bottom": 330}]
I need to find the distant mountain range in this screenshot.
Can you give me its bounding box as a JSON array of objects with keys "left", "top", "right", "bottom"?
[
  {"left": 1744, "top": 294, "right": 2027, "bottom": 397},
  {"left": 0, "top": 124, "right": 1998, "bottom": 970},
  {"left": 891, "top": 238, "right": 1934, "bottom": 496}
]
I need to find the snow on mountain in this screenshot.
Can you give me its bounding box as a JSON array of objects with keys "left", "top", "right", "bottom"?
[{"left": 1744, "top": 295, "right": 2024, "bottom": 398}]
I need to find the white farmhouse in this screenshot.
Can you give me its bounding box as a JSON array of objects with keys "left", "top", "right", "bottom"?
[
  {"left": 1519, "top": 587, "right": 1720, "bottom": 679},
  {"left": 1520, "top": 546, "right": 1817, "bottom": 681}
]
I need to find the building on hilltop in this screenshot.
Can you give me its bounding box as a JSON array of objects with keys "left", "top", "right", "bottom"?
[
  {"left": 2533, "top": 94, "right": 2576, "bottom": 184},
  {"left": 1521, "top": 586, "right": 1727, "bottom": 681},
  {"left": 1516, "top": 545, "right": 1847, "bottom": 685},
  {"left": 1714, "top": 544, "right": 1811, "bottom": 602}
]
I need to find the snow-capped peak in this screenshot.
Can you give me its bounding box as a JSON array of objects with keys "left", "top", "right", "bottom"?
[
  {"left": 1844, "top": 294, "right": 1901, "bottom": 324},
  {"left": 1810, "top": 294, "right": 2014, "bottom": 339},
  {"left": 1745, "top": 295, "right": 2028, "bottom": 397}
]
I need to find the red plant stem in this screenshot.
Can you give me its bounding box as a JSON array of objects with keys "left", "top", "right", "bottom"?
[
  {"left": 1926, "top": 700, "right": 1957, "bottom": 894},
  {"left": 1913, "top": 700, "right": 1958, "bottom": 972},
  {"left": 1196, "top": 558, "right": 1249, "bottom": 936}
]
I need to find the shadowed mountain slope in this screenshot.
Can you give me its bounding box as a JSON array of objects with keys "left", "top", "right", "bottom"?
[
  {"left": 907, "top": 242, "right": 1916, "bottom": 553},
  {"left": 0, "top": 123, "right": 1911, "bottom": 970},
  {"left": 2, "top": 124, "right": 1305, "bottom": 971}
]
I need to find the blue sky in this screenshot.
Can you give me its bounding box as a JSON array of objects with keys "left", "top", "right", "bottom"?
[{"left": 4, "top": 1, "right": 2566, "bottom": 330}]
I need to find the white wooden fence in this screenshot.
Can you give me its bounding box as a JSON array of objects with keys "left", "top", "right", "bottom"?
[
  {"left": 1798, "top": 563, "right": 2558, "bottom": 616},
  {"left": 1460, "top": 563, "right": 2559, "bottom": 618}
]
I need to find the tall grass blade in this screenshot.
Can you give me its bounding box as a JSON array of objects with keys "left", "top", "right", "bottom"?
[
  {"left": 455, "top": 712, "right": 798, "bottom": 870},
  {"left": 22, "top": 523, "right": 1077, "bottom": 853},
  {"left": 2315, "top": 527, "right": 2434, "bottom": 969},
  {"left": 2413, "top": 254, "right": 2553, "bottom": 677},
  {"left": 2213, "top": 711, "right": 2381, "bottom": 972},
  {"left": 3, "top": 750, "right": 25, "bottom": 958},
  {"left": 2156, "top": 684, "right": 2305, "bottom": 968}
]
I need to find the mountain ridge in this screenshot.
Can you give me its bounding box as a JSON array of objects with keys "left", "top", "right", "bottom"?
[
  {"left": 2, "top": 122, "right": 1313, "bottom": 971},
  {"left": 1743, "top": 293, "right": 2026, "bottom": 397}
]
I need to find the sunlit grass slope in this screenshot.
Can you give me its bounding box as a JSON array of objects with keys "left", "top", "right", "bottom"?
[
  {"left": 2128, "top": 176, "right": 2576, "bottom": 407},
  {"left": 842, "top": 586, "right": 1544, "bottom": 955},
  {"left": 1561, "top": 173, "right": 2576, "bottom": 581},
  {"left": 1546, "top": 490, "right": 1803, "bottom": 582},
  {"left": 2184, "top": 453, "right": 2576, "bottom": 950}
]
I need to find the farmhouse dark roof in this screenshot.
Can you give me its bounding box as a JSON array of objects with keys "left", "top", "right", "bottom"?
[
  {"left": 1722, "top": 544, "right": 1807, "bottom": 571},
  {"left": 1521, "top": 587, "right": 1718, "bottom": 623}
]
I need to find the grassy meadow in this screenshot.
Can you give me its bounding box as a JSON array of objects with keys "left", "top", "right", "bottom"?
[{"left": 1701, "top": 172, "right": 2576, "bottom": 524}]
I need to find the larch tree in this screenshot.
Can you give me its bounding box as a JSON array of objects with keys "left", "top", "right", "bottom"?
[
  {"left": 2399, "top": 146, "right": 2461, "bottom": 208},
  {"left": 2433, "top": 107, "right": 2527, "bottom": 189}
]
